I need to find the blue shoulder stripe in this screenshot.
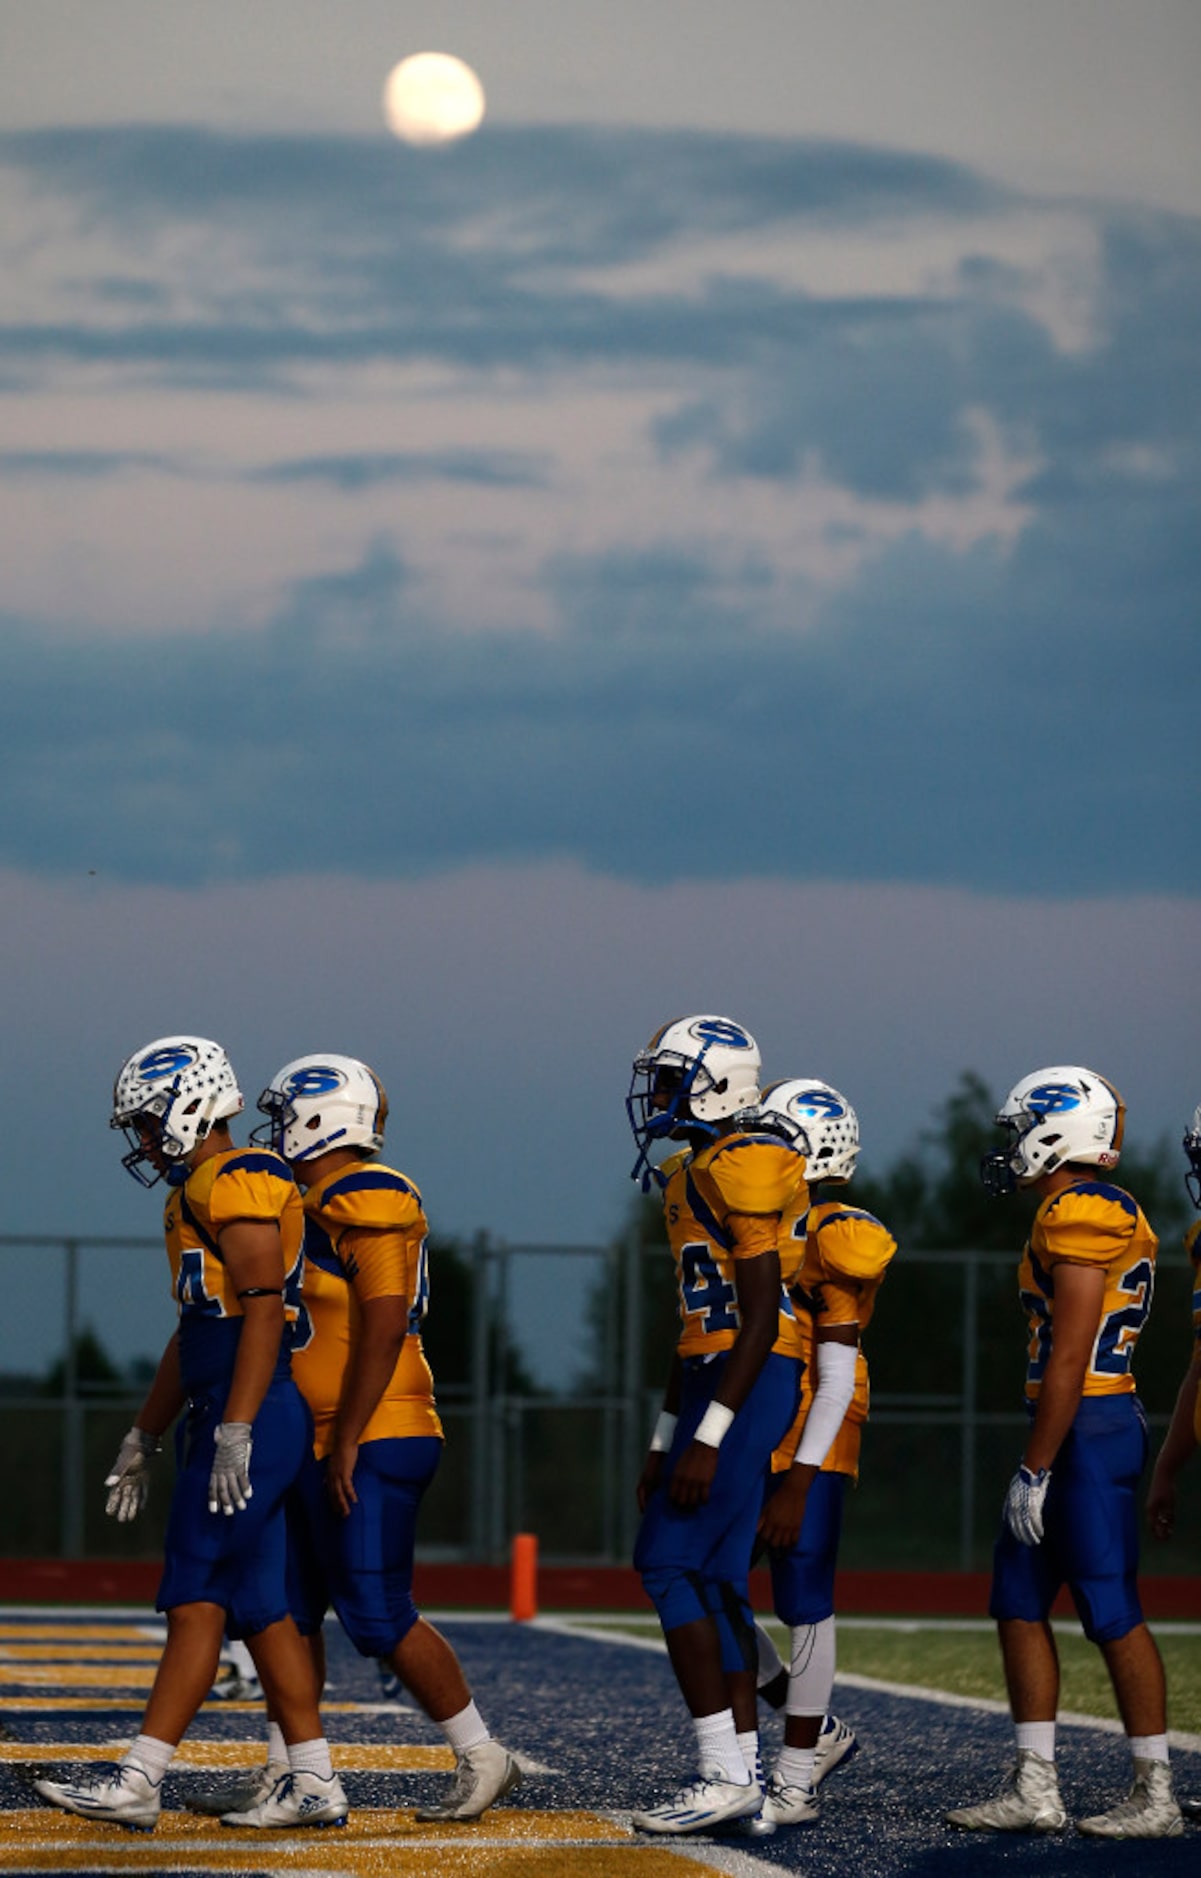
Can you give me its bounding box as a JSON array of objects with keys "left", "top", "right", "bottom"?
[
  {"left": 218, "top": 1151, "right": 292, "bottom": 1182},
  {"left": 322, "top": 1168, "right": 418, "bottom": 1206},
  {"left": 1050, "top": 1180, "right": 1137, "bottom": 1219},
  {"left": 815, "top": 1206, "right": 880, "bottom": 1231},
  {"left": 684, "top": 1169, "right": 732, "bottom": 1251}
]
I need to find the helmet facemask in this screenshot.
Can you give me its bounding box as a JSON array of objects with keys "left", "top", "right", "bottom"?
[
  {"left": 253, "top": 1056, "right": 387, "bottom": 1166},
  {"left": 1184, "top": 1107, "right": 1201, "bottom": 1209},
  {"left": 981, "top": 1068, "right": 1124, "bottom": 1198},
  {"left": 626, "top": 1016, "right": 761, "bottom": 1191},
  {"left": 111, "top": 1038, "right": 243, "bottom": 1187}
]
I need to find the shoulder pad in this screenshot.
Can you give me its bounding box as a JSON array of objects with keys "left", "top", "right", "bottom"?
[
  {"left": 701, "top": 1133, "right": 806, "bottom": 1216},
  {"left": 317, "top": 1164, "right": 423, "bottom": 1232},
  {"left": 1185, "top": 1217, "right": 1201, "bottom": 1269},
  {"left": 811, "top": 1205, "right": 897, "bottom": 1282}
]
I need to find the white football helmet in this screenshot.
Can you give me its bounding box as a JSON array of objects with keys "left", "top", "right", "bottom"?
[
  {"left": 254, "top": 1054, "right": 388, "bottom": 1165},
  {"left": 1184, "top": 1103, "right": 1201, "bottom": 1209},
  {"left": 111, "top": 1036, "right": 244, "bottom": 1186},
  {"left": 627, "top": 1014, "right": 761, "bottom": 1189},
  {"left": 759, "top": 1078, "right": 860, "bottom": 1184},
  {"left": 980, "top": 1065, "right": 1125, "bottom": 1196}
]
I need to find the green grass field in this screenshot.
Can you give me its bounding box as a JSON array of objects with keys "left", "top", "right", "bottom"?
[{"left": 584, "top": 1617, "right": 1201, "bottom": 1736}]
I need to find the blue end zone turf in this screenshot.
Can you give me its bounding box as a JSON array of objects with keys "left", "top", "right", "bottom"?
[{"left": 1, "top": 1610, "right": 1198, "bottom": 1873}]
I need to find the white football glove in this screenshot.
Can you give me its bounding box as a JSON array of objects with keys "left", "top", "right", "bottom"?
[
  {"left": 208, "top": 1422, "right": 254, "bottom": 1516},
  {"left": 104, "top": 1427, "right": 161, "bottom": 1524},
  {"left": 1004, "top": 1463, "right": 1051, "bottom": 1545}
]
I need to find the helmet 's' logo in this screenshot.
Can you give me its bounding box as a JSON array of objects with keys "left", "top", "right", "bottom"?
[
  {"left": 1026, "top": 1083, "right": 1082, "bottom": 1115},
  {"left": 284, "top": 1067, "right": 348, "bottom": 1098},
  {"left": 791, "top": 1090, "right": 846, "bottom": 1119},
  {"left": 690, "top": 1019, "right": 753, "bottom": 1050},
  {"left": 137, "top": 1046, "right": 196, "bottom": 1081}
]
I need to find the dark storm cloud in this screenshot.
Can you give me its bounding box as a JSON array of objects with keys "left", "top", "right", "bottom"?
[
  {"left": 0, "top": 459, "right": 1193, "bottom": 895},
  {"left": 0, "top": 123, "right": 1195, "bottom": 896},
  {"left": 0, "top": 447, "right": 549, "bottom": 489},
  {"left": 0, "top": 123, "right": 1006, "bottom": 391},
  {"left": 250, "top": 450, "right": 551, "bottom": 491}
]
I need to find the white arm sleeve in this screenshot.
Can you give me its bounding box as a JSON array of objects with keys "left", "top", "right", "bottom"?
[{"left": 794, "top": 1338, "right": 859, "bottom": 1469}]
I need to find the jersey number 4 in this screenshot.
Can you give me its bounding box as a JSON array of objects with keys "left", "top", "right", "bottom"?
[{"left": 679, "top": 1243, "right": 739, "bottom": 1335}]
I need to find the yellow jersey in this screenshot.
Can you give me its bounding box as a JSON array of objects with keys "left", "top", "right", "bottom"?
[
  {"left": 292, "top": 1160, "right": 442, "bottom": 1459},
  {"left": 163, "top": 1147, "right": 305, "bottom": 1393},
  {"left": 1019, "top": 1179, "right": 1157, "bottom": 1402},
  {"left": 658, "top": 1130, "right": 807, "bottom": 1359},
  {"left": 774, "top": 1197, "right": 896, "bottom": 1476},
  {"left": 1186, "top": 1218, "right": 1201, "bottom": 1441}
]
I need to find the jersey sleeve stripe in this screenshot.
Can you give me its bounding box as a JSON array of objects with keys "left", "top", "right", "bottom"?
[{"left": 322, "top": 1169, "right": 418, "bottom": 1205}]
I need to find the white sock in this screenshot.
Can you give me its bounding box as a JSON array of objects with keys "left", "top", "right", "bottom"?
[
  {"left": 784, "top": 1617, "right": 836, "bottom": 1719},
  {"left": 775, "top": 1744, "right": 816, "bottom": 1789},
  {"left": 287, "top": 1737, "right": 333, "bottom": 1780},
  {"left": 266, "top": 1721, "right": 288, "bottom": 1767},
  {"left": 693, "top": 1708, "right": 750, "bottom": 1785},
  {"left": 123, "top": 1734, "right": 173, "bottom": 1784},
  {"left": 736, "top": 1729, "right": 763, "bottom": 1787},
  {"left": 1015, "top": 1721, "right": 1056, "bottom": 1761},
  {"left": 754, "top": 1621, "right": 784, "bottom": 1687},
  {"left": 1128, "top": 1733, "right": 1169, "bottom": 1765},
  {"left": 441, "top": 1701, "right": 490, "bottom": 1756}
]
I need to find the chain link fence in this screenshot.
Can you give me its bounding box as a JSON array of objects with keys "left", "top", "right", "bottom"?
[{"left": 1, "top": 1234, "right": 1196, "bottom": 1573}]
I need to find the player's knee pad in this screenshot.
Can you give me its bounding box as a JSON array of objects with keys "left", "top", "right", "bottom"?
[
  {"left": 336, "top": 1580, "right": 421, "bottom": 1658},
  {"left": 1073, "top": 1578, "right": 1145, "bottom": 1645},
  {"left": 640, "top": 1565, "right": 709, "bottom": 1634},
  {"left": 709, "top": 1580, "right": 757, "bottom": 1677}
]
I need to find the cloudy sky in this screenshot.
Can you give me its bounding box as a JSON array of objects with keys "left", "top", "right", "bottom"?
[{"left": 2, "top": 2, "right": 1198, "bottom": 1374}]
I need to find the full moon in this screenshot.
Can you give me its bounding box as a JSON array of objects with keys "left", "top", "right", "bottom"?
[{"left": 383, "top": 52, "right": 486, "bottom": 147}]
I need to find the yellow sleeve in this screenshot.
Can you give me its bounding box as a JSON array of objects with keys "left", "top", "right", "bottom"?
[
  {"left": 1038, "top": 1184, "right": 1137, "bottom": 1267},
  {"left": 726, "top": 1212, "right": 782, "bottom": 1260},
  {"left": 207, "top": 1150, "right": 295, "bottom": 1229},
  {"left": 339, "top": 1224, "right": 423, "bottom": 1306},
  {"left": 701, "top": 1134, "right": 807, "bottom": 1219},
  {"left": 811, "top": 1210, "right": 897, "bottom": 1285}
]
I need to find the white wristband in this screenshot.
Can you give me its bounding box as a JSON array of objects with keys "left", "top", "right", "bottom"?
[
  {"left": 695, "top": 1401, "right": 735, "bottom": 1449},
  {"left": 649, "top": 1410, "right": 678, "bottom": 1454}
]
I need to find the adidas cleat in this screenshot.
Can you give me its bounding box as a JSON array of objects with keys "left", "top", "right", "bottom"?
[
  {"left": 183, "top": 1761, "right": 288, "bottom": 1817},
  {"left": 763, "top": 1773, "right": 820, "bottom": 1826},
  {"left": 221, "top": 1768, "right": 349, "bottom": 1828},
  {"left": 632, "top": 1767, "right": 762, "bottom": 1836},
  {"left": 813, "top": 1713, "right": 858, "bottom": 1785},
  {"left": 33, "top": 1763, "right": 161, "bottom": 1832},
  {"left": 414, "top": 1740, "right": 521, "bottom": 1821}
]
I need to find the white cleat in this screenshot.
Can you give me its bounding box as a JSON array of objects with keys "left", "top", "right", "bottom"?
[
  {"left": 209, "top": 1665, "right": 264, "bottom": 1702},
  {"left": 183, "top": 1761, "right": 288, "bottom": 1817},
  {"left": 1076, "top": 1760, "right": 1183, "bottom": 1840},
  {"left": 632, "top": 1766, "right": 763, "bottom": 1836},
  {"left": 221, "top": 1768, "right": 349, "bottom": 1829},
  {"left": 762, "top": 1773, "right": 820, "bottom": 1827},
  {"left": 34, "top": 1764, "right": 161, "bottom": 1832},
  {"left": 813, "top": 1714, "right": 858, "bottom": 1785},
  {"left": 414, "top": 1739, "right": 521, "bottom": 1822},
  {"left": 945, "top": 1749, "right": 1067, "bottom": 1833}
]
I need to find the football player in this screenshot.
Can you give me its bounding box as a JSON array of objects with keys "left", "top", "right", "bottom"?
[
  {"left": 35, "top": 1038, "right": 344, "bottom": 1832},
  {"left": 750, "top": 1079, "right": 895, "bottom": 1827},
  {"left": 250, "top": 1053, "right": 520, "bottom": 1823},
  {"left": 1144, "top": 1102, "right": 1201, "bottom": 1825},
  {"left": 627, "top": 1016, "right": 806, "bottom": 1835},
  {"left": 946, "top": 1067, "right": 1182, "bottom": 1841}
]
